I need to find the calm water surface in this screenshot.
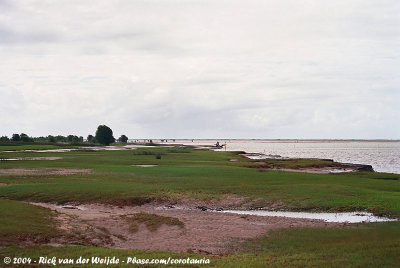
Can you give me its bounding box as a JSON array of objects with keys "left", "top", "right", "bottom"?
[
  {"left": 219, "top": 210, "right": 397, "bottom": 223},
  {"left": 157, "top": 139, "right": 400, "bottom": 174}
]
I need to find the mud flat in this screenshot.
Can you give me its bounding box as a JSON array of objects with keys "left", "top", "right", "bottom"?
[{"left": 31, "top": 202, "right": 345, "bottom": 255}]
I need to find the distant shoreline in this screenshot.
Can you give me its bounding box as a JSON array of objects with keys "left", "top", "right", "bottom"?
[{"left": 128, "top": 139, "right": 400, "bottom": 143}]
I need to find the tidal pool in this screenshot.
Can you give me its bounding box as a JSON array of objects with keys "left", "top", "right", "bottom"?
[{"left": 219, "top": 210, "right": 397, "bottom": 223}]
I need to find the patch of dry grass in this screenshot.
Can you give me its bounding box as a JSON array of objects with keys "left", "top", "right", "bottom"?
[{"left": 126, "top": 213, "right": 184, "bottom": 232}]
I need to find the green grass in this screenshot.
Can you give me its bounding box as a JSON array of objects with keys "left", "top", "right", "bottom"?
[
  {"left": 221, "top": 222, "right": 400, "bottom": 267},
  {"left": 0, "top": 199, "right": 58, "bottom": 245},
  {"left": 0, "top": 146, "right": 399, "bottom": 215},
  {"left": 127, "top": 213, "right": 184, "bottom": 232}
]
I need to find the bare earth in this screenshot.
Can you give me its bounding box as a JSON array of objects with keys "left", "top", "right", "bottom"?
[{"left": 32, "top": 202, "right": 346, "bottom": 255}]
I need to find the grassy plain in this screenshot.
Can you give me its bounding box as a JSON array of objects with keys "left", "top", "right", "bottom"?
[
  {"left": 0, "top": 144, "right": 399, "bottom": 267},
  {"left": 0, "top": 146, "right": 399, "bottom": 214}
]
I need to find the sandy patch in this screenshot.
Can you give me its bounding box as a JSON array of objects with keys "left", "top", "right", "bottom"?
[
  {"left": 31, "top": 202, "right": 345, "bottom": 255},
  {"left": 0, "top": 168, "right": 91, "bottom": 176}
]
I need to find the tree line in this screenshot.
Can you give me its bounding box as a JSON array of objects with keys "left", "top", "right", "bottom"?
[{"left": 0, "top": 125, "right": 128, "bottom": 146}]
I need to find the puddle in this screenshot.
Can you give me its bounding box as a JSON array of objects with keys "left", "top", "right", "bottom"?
[
  {"left": 0, "top": 157, "right": 62, "bottom": 161},
  {"left": 2, "top": 149, "right": 76, "bottom": 153},
  {"left": 132, "top": 165, "right": 158, "bottom": 167},
  {"left": 160, "top": 206, "right": 397, "bottom": 223},
  {"left": 219, "top": 210, "right": 397, "bottom": 223},
  {"left": 329, "top": 168, "right": 356, "bottom": 173},
  {"left": 58, "top": 205, "right": 86, "bottom": 211},
  {"left": 123, "top": 145, "right": 156, "bottom": 149}
]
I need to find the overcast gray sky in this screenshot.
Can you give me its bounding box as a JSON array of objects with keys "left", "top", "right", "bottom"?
[{"left": 0, "top": 0, "right": 399, "bottom": 139}]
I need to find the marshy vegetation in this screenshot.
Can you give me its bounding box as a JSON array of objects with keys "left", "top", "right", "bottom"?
[{"left": 0, "top": 144, "right": 399, "bottom": 266}]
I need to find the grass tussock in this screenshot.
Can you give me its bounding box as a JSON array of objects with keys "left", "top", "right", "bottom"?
[
  {"left": 132, "top": 150, "right": 164, "bottom": 155},
  {"left": 127, "top": 213, "right": 184, "bottom": 232}
]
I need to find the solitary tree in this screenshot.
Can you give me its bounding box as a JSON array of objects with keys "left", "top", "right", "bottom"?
[
  {"left": 11, "top": 134, "right": 20, "bottom": 142},
  {"left": 118, "top": 135, "right": 128, "bottom": 143},
  {"left": 95, "top": 125, "right": 115, "bottom": 145}
]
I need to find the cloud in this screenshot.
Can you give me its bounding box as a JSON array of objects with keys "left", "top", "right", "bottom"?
[
  {"left": 0, "top": 0, "right": 399, "bottom": 139},
  {"left": 0, "top": 26, "right": 59, "bottom": 44}
]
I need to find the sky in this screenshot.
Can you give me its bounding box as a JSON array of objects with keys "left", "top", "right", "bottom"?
[{"left": 0, "top": 0, "right": 399, "bottom": 139}]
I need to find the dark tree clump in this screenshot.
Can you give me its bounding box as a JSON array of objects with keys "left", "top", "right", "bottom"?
[
  {"left": 95, "top": 125, "right": 115, "bottom": 145},
  {"left": 118, "top": 135, "right": 128, "bottom": 143},
  {"left": 66, "top": 135, "right": 82, "bottom": 143},
  {"left": 11, "top": 134, "right": 21, "bottom": 142},
  {"left": 0, "top": 136, "right": 9, "bottom": 142},
  {"left": 55, "top": 135, "right": 67, "bottom": 142},
  {"left": 20, "top": 133, "right": 31, "bottom": 142},
  {"left": 48, "top": 135, "right": 56, "bottom": 142},
  {"left": 87, "top": 134, "right": 94, "bottom": 143},
  {"left": 67, "top": 135, "right": 74, "bottom": 142}
]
